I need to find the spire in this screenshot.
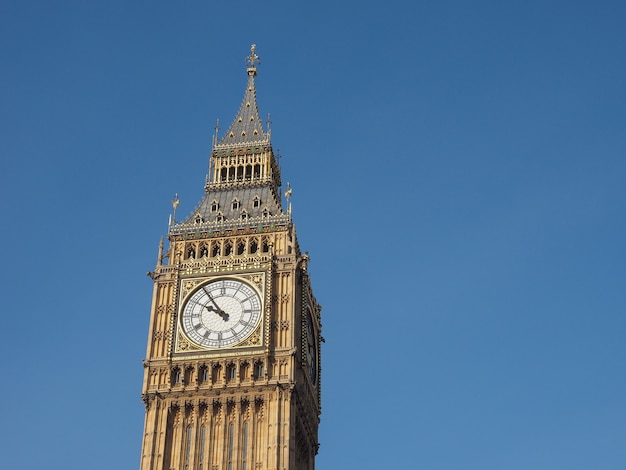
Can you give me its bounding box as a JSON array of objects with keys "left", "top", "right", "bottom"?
[
  {"left": 170, "top": 45, "right": 288, "bottom": 237},
  {"left": 217, "top": 45, "right": 269, "bottom": 148}
]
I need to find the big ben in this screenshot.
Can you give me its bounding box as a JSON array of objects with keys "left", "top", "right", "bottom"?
[{"left": 139, "top": 46, "right": 322, "bottom": 470}]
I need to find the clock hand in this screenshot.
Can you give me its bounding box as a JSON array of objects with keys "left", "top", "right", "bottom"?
[
  {"left": 203, "top": 304, "right": 229, "bottom": 320},
  {"left": 213, "top": 307, "right": 229, "bottom": 321},
  {"left": 203, "top": 288, "right": 229, "bottom": 321},
  {"left": 203, "top": 287, "right": 222, "bottom": 311}
]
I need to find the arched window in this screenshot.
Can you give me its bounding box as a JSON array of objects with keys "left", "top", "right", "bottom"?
[
  {"left": 255, "top": 361, "right": 264, "bottom": 379},
  {"left": 227, "top": 423, "right": 235, "bottom": 470},
  {"left": 240, "top": 361, "right": 250, "bottom": 381},
  {"left": 199, "top": 366, "right": 209, "bottom": 384},
  {"left": 199, "top": 425, "right": 206, "bottom": 470},
  {"left": 212, "top": 364, "right": 221, "bottom": 383},
  {"left": 184, "top": 425, "right": 192, "bottom": 470},
  {"left": 242, "top": 422, "right": 249, "bottom": 470},
  {"left": 226, "top": 364, "right": 236, "bottom": 382},
  {"left": 184, "top": 366, "right": 193, "bottom": 385},
  {"left": 171, "top": 368, "right": 181, "bottom": 386},
  {"left": 249, "top": 239, "right": 258, "bottom": 254},
  {"left": 211, "top": 242, "right": 221, "bottom": 257}
]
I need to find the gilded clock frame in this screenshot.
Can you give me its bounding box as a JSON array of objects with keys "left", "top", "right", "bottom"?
[{"left": 174, "top": 270, "right": 269, "bottom": 354}]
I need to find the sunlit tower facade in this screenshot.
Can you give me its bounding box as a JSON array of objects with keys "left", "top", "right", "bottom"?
[{"left": 139, "top": 46, "right": 322, "bottom": 470}]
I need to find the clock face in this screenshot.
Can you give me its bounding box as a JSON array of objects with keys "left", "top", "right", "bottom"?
[
  {"left": 181, "top": 278, "right": 262, "bottom": 349},
  {"left": 306, "top": 311, "right": 318, "bottom": 386}
]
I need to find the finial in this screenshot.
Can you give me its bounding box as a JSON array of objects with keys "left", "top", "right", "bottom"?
[
  {"left": 266, "top": 113, "right": 272, "bottom": 134},
  {"left": 284, "top": 182, "right": 293, "bottom": 217},
  {"left": 172, "top": 193, "right": 180, "bottom": 221},
  {"left": 157, "top": 237, "right": 164, "bottom": 267},
  {"left": 246, "top": 44, "right": 260, "bottom": 75},
  {"left": 212, "top": 118, "right": 220, "bottom": 147},
  {"left": 301, "top": 252, "right": 310, "bottom": 271}
]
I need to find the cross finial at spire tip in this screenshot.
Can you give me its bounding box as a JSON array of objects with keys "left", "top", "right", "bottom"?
[{"left": 246, "top": 44, "right": 260, "bottom": 75}]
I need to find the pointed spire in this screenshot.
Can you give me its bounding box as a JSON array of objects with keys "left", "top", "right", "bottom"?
[{"left": 217, "top": 44, "right": 269, "bottom": 148}]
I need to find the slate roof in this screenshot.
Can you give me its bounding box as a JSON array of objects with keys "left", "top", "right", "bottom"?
[
  {"left": 169, "top": 182, "right": 288, "bottom": 236},
  {"left": 217, "top": 67, "right": 269, "bottom": 148},
  {"left": 187, "top": 184, "right": 283, "bottom": 223}
]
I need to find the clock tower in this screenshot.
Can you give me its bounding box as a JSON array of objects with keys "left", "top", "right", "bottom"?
[{"left": 139, "top": 46, "right": 322, "bottom": 470}]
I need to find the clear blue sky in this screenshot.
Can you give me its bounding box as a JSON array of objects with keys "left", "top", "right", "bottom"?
[{"left": 1, "top": 1, "right": 625, "bottom": 469}]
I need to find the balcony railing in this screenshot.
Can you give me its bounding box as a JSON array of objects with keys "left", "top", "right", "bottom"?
[{"left": 169, "top": 213, "right": 291, "bottom": 236}]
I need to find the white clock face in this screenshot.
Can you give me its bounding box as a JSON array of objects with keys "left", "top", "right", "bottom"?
[{"left": 181, "top": 278, "right": 262, "bottom": 349}]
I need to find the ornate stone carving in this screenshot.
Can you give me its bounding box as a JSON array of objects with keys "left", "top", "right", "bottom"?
[
  {"left": 272, "top": 320, "right": 289, "bottom": 331},
  {"left": 182, "top": 280, "right": 199, "bottom": 296},
  {"left": 176, "top": 332, "right": 203, "bottom": 352},
  {"left": 238, "top": 327, "right": 261, "bottom": 346},
  {"left": 251, "top": 274, "right": 263, "bottom": 287},
  {"left": 154, "top": 330, "right": 170, "bottom": 340}
]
